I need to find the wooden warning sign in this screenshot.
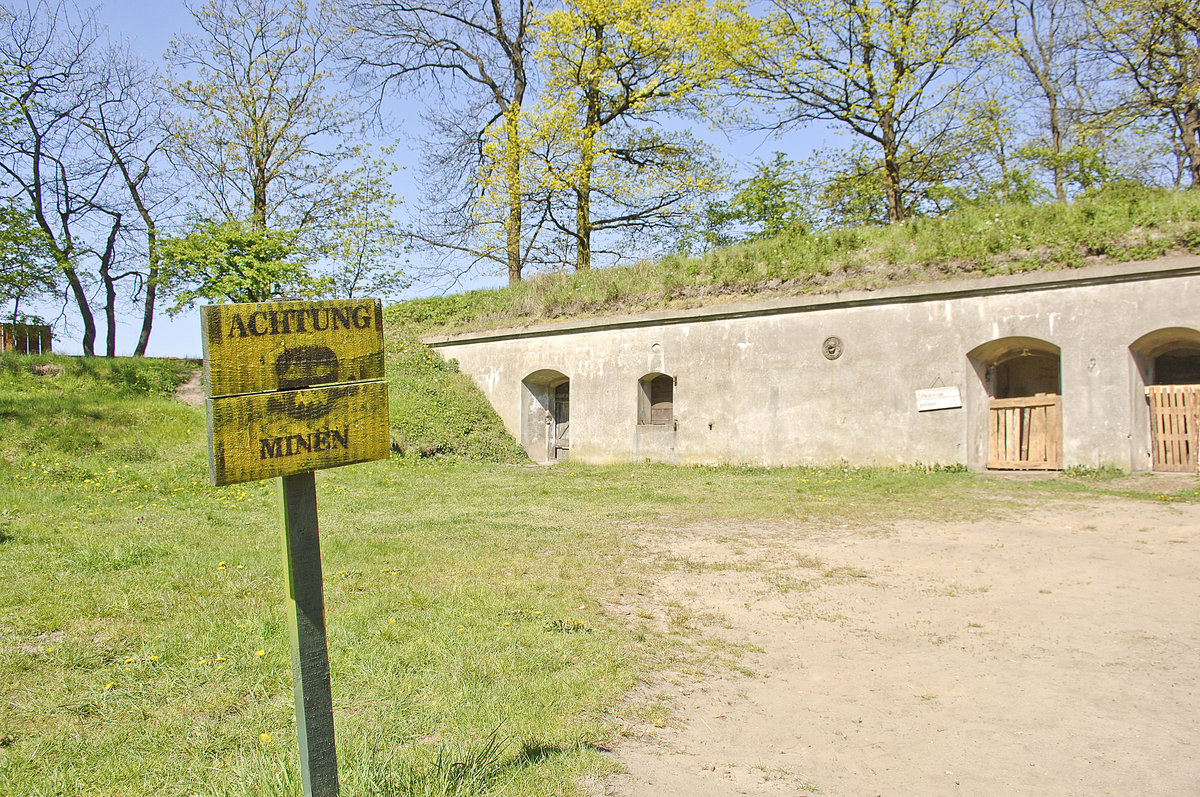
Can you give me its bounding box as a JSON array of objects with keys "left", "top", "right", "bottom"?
[
  {"left": 200, "top": 298, "right": 392, "bottom": 797},
  {"left": 201, "top": 299, "right": 390, "bottom": 486}
]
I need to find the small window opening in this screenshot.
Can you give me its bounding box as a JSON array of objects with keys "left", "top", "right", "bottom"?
[{"left": 639, "top": 373, "right": 674, "bottom": 426}]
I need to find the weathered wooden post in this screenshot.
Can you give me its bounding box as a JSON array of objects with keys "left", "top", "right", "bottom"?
[{"left": 201, "top": 299, "right": 390, "bottom": 796}]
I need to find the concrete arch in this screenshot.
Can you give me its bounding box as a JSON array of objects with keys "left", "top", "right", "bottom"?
[
  {"left": 1130, "top": 327, "right": 1200, "bottom": 386},
  {"left": 967, "top": 337, "right": 1063, "bottom": 470},
  {"left": 521, "top": 369, "right": 570, "bottom": 463},
  {"left": 637, "top": 372, "right": 674, "bottom": 426},
  {"left": 967, "top": 336, "right": 1062, "bottom": 399}
]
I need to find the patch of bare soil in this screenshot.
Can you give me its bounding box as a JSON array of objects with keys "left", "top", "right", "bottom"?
[
  {"left": 174, "top": 370, "right": 205, "bottom": 407},
  {"left": 596, "top": 497, "right": 1200, "bottom": 796}
]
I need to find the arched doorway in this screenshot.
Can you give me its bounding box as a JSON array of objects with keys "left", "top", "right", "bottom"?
[
  {"left": 968, "top": 337, "right": 1063, "bottom": 470},
  {"left": 521, "top": 370, "right": 570, "bottom": 463},
  {"left": 1130, "top": 328, "right": 1200, "bottom": 472}
]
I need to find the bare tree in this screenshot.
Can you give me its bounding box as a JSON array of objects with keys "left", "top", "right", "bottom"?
[
  {"left": 341, "top": 0, "right": 535, "bottom": 285},
  {"left": 76, "top": 40, "right": 177, "bottom": 356},
  {"left": 166, "top": 0, "right": 366, "bottom": 237},
  {"left": 1083, "top": 0, "right": 1200, "bottom": 188},
  {"left": 0, "top": 0, "right": 110, "bottom": 355},
  {"left": 995, "top": 0, "right": 1091, "bottom": 201}
]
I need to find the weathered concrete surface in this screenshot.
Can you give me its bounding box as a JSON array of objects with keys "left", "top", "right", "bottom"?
[{"left": 425, "top": 257, "right": 1200, "bottom": 471}]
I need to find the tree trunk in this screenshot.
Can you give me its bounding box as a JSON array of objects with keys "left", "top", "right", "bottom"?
[
  {"left": 133, "top": 216, "right": 159, "bottom": 356},
  {"left": 575, "top": 132, "right": 593, "bottom": 270},
  {"left": 575, "top": 24, "right": 603, "bottom": 270},
  {"left": 504, "top": 104, "right": 524, "bottom": 285},
  {"left": 62, "top": 262, "right": 96, "bottom": 357},
  {"left": 253, "top": 157, "right": 269, "bottom": 232},
  {"left": 881, "top": 112, "right": 904, "bottom": 223},
  {"left": 1048, "top": 93, "right": 1067, "bottom": 202},
  {"left": 1181, "top": 102, "right": 1200, "bottom": 189},
  {"left": 99, "top": 217, "right": 121, "bottom": 357}
]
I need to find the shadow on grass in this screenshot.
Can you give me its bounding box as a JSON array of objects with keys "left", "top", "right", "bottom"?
[{"left": 362, "top": 733, "right": 611, "bottom": 796}]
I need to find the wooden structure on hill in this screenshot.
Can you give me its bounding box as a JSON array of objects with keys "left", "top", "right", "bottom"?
[{"left": 0, "top": 323, "right": 51, "bottom": 354}]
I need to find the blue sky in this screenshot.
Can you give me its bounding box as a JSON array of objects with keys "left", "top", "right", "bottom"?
[{"left": 50, "top": 1, "right": 823, "bottom": 357}]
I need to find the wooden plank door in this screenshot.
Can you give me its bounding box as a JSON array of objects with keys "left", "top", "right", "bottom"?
[
  {"left": 1147, "top": 385, "right": 1200, "bottom": 472},
  {"left": 988, "top": 395, "right": 1063, "bottom": 470},
  {"left": 553, "top": 381, "right": 570, "bottom": 460}
]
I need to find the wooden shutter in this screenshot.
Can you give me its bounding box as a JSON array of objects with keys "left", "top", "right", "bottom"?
[{"left": 649, "top": 375, "right": 673, "bottom": 425}]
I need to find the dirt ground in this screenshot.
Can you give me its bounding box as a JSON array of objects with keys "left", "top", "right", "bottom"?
[
  {"left": 593, "top": 487, "right": 1200, "bottom": 796},
  {"left": 175, "top": 370, "right": 205, "bottom": 407}
]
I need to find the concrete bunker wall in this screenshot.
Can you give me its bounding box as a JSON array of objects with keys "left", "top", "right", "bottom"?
[{"left": 428, "top": 259, "right": 1200, "bottom": 471}]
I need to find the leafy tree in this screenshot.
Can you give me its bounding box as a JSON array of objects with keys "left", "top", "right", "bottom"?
[
  {"left": 0, "top": 201, "right": 57, "bottom": 322},
  {"left": 324, "top": 155, "right": 409, "bottom": 299},
  {"left": 166, "top": 0, "right": 369, "bottom": 236},
  {"left": 160, "top": 219, "right": 324, "bottom": 312},
  {"left": 994, "top": 0, "right": 1091, "bottom": 202},
  {"left": 341, "top": 0, "right": 536, "bottom": 285},
  {"left": 530, "top": 0, "right": 740, "bottom": 269},
  {"left": 737, "top": 0, "right": 1002, "bottom": 222},
  {"left": 704, "top": 153, "right": 814, "bottom": 246},
  {"left": 1083, "top": 0, "right": 1200, "bottom": 187},
  {"left": 1017, "top": 141, "right": 1118, "bottom": 193},
  {"left": 815, "top": 147, "right": 894, "bottom": 226}
]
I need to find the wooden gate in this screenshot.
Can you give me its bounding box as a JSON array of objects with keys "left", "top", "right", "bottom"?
[
  {"left": 553, "top": 381, "right": 570, "bottom": 460},
  {"left": 988, "top": 395, "right": 1062, "bottom": 470},
  {"left": 1146, "top": 385, "right": 1200, "bottom": 472}
]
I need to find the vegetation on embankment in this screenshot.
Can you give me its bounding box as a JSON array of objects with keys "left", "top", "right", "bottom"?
[
  {"left": 384, "top": 326, "right": 526, "bottom": 462},
  {"left": 388, "top": 184, "right": 1200, "bottom": 336}
]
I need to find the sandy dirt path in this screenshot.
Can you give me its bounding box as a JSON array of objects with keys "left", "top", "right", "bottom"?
[{"left": 594, "top": 493, "right": 1200, "bottom": 796}]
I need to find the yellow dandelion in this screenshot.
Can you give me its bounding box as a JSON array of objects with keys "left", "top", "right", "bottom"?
[
  {"left": 123, "top": 657, "right": 135, "bottom": 664},
  {"left": 259, "top": 733, "right": 273, "bottom": 745},
  {"left": 255, "top": 650, "right": 265, "bottom": 657},
  {"left": 149, "top": 655, "right": 159, "bottom": 661},
  {"left": 197, "top": 659, "right": 207, "bottom": 665},
  {"left": 104, "top": 682, "right": 115, "bottom": 690}
]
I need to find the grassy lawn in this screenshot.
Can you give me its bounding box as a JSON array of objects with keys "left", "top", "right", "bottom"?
[{"left": 1, "top": 354, "right": 1196, "bottom": 796}]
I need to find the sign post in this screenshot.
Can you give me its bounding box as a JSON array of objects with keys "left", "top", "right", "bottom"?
[{"left": 201, "top": 299, "right": 390, "bottom": 797}]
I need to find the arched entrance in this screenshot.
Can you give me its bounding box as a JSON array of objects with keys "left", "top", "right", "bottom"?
[
  {"left": 968, "top": 337, "right": 1063, "bottom": 470},
  {"left": 1130, "top": 328, "right": 1200, "bottom": 472},
  {"left": 521, "top": 370, "right": 570, "bottom": 463}
]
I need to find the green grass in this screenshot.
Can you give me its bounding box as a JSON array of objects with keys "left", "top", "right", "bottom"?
[
  {"left": 1, "top": 353, "right": 1196, "bottom": 795},
  {"left": 384, "top": 327, "right": 526, "bottom": 462},
  {"left": 387, "top": 183, "right": 1200, "bottom": 335}
]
